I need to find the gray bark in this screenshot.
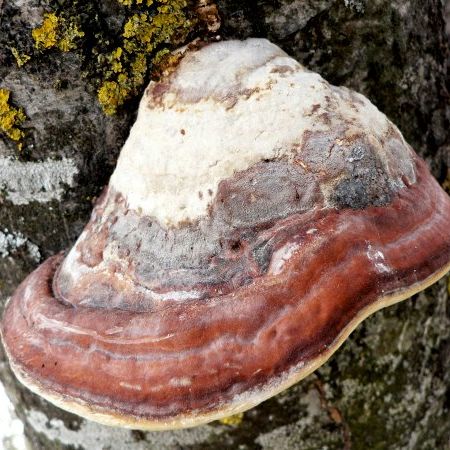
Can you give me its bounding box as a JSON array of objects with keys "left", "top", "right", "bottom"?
[{"left": 1, "top": 0, "right": 449, "bottom": 449}]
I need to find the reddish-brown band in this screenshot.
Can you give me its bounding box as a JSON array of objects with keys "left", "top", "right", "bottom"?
[{"left": 1, "top": 158, "right": 450, "bottom": 424}]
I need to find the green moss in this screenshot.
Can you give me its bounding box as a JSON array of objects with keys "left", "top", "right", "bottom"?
[{"left": 0, "top": 88, "right": 27, "bottom": 149}]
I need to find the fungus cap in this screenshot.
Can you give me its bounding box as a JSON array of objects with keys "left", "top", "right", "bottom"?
[{"left": 1, "top": 38, "right": 450, "bottom": 430}]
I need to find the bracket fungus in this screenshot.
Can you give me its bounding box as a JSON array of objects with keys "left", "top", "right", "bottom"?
[{"left": 1, "top": 39, "right": 450, "bottom": 430}]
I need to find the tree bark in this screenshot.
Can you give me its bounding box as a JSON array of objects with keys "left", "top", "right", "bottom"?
[{"left": 1, "top": 0, "right": 449, "bottom": 449}]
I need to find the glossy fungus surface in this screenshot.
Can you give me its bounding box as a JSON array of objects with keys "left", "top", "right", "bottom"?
[{"left": 2, "top": 39, "right": 450, "bottom": 430}]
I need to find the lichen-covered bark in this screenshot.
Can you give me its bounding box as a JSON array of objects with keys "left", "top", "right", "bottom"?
[{"left": 1, "top": 0, "right": 449, "bottom": 449}]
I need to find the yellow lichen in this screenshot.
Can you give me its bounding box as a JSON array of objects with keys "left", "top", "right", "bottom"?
[
  {"left": 32, "top": 13, "right": 59, "bottom": 49},
  {"left": 0, "top": 89, "right": 26, "bottom": 150},
  {"left": 130, "top": 52, "right": 148, "bottom": 86},
  {"left": 218, "top": 412, "right": 244, "bottom": 426},
  {"left": 32, "top": 13, "right": 84, "bottom": 52},
  {"left": 57, "top": 21, "right": 85, "bottom": 52},
  {"left": 118, "top": 0, "right": 154, "bottom": 5},
  {"left": 10, "top": 48, "right": 31, "bottom": 67},
  {"left": 123, "top": 13, "right": 154, "bottom": 52},
  {"left": 97, "top": 0, "right": 195, "bottom": 115},
  {"left": 26, "top": 1, "right": 202, "bottom": 116},
  {"left": 97, "top": 81, "right": 131, "bottom": 116},
  {"left": 97, "top": 48, "right": 148, "bottom": 115}
]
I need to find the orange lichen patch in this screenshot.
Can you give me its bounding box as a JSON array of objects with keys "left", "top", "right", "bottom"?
[{"left": 0, "top": 89, "right": 26, "bottom": 149}]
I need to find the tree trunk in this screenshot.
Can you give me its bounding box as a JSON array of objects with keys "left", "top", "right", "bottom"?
[{"left": 1, "top": 0, "right": 449, "bottom": 449}]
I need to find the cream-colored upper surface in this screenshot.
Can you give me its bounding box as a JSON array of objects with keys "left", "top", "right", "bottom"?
[{"left": 110, "top": 38, "right": 392, "bottom": 226}]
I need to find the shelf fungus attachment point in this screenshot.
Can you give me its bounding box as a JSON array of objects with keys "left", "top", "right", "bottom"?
[{"left": 2, "top": 39, "right": 450, "bottom": 430}]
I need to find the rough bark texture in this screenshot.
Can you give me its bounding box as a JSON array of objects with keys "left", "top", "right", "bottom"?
[{"left": 0, "top": 0, "right": 449, "bottom": 449}]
